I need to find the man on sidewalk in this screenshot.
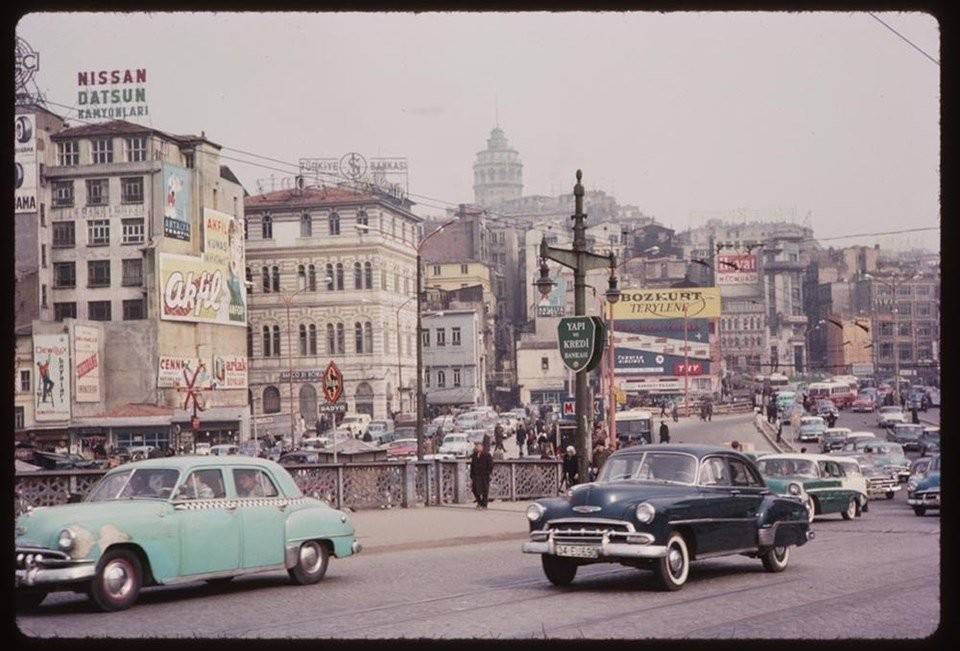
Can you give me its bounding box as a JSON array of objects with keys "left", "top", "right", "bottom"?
[{"left": 469, "top": 441, "right": 493, "bottom": 509}]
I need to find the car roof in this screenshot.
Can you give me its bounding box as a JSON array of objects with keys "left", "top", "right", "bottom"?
[
  {"left": 608, "top": 443, "right": 751, "bottom": 460},
  {"left": 759, "top": 453, "right": 839, "bottom": 462}
]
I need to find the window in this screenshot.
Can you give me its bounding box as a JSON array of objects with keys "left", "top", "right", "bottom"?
[
  {"left": 300, "top": 213, "right": 312, "bottom": 237},
  {"left": 422, "top": 328, "right": 430, "bottom": 347},
  {"left": 329, "top": 212, "right": 341, "bottom": 235},
  {"left": 461, "top": 263, "right": 468, "bottom": 274},
  {"left": 272, "top": 326, "right": 281, "bottom": 357},
  {"left": 125, "top": 136, "right": 147, "bottom": 162},
  {"left": 53, "top": 262, "right": 76, "bottom": 288},
  {"left": 325, "top": 264, "right": 334, "bottom": 291},
  {"left": 453, "top": 368, "right": 462, "bottom": 387},
  {"left": 541, "top": 357, "right": 549, "bottom": 370},
  {"left": 91, "top": 137, "right": 114, "bottom": 164},
  {"left": 336, "top": 323, "right": 345, "bottom": 354},
  {"left": 262, "top": 266, "right": 271, "bottom": 292},
  {"left": 452, "top": 327, "right": 461, "bottom": 346},
  {"left": 54, "top": 302, "right": 76, "bottom": 321},
  {"left": 121, "top": 177, "right": 144, "bottom": 203},
  {"left": 15, "top": 407, "right": 24, "bottom": 430},
  {"left": 326, "top": 324, "right": 336, "bottom": 354},
  {"left": 424, "top": 367, "right": 431, "bottom": 388},
  {"left": 432, "top": 264, "right": 441, "bottom": 275},
  {"left": 357, "top": 210, "right": 368, "bottom": 227},
  {"left": 437, "top": 370, "right": 446, "bottom": 388},
  {"left": 262, "top": 214, "right": 273, "bottom": 239},
  {"left": 88, "top": 300, "right": 112, "bottom": 321},
  {"left": 247, "top": 327, "right": 254, "bottom": 357},
  {"left": 52, "top": 221, "right": 75, "bottom": 248},
  {"left": 297, "top": 265, "right": 307, "bottom": 290},
  {"left": 20, "top": 370, "right": 31, "bottom": 392},
  {"left": 121, "top": 218, "right": 144, "bottom": 244},
  {"left": 57, "top": 141, "right": 79, "bottom": 166},
  {"left": 308, "top": 324, "right": 318, "bottom": 355},
  {"left": 121, "top": 258, "right": 142, "bottom": 286},
  {"left": 88, "top": 219, "right": 110, "bottom": 245},
  {"left": 436, "top": 328, "right": 446, "bottom": 347},
  {"left": 88, "top": 260, "right": 111, "bottom": 287},
  {"left": 355, "top": 322, "right": 364, "bottom": 353},
  {"left": 299, "top": 324, "right": 309, "bottom": 355},
  {"left": 364, "top": 262, "right": 373, "bottom": 289},
  {"left": 308, "top": 264, "right": 317, "bottom": 291},
  {"left": 262, "top": 326, "right": 273, "bottom": 356},
  {"left": 353, "top": 322, "right": 373, "bottom": 354},
  {"left": 354, "top": 262, "right": 363, "bottom": 289},
  {"left": 52, "top": 181, "right": 74, "bottom": 207},
  {"left": 243, "top": 217, "right": 249, "bottom": 240},
  {"left": 263, "top": 386, "right": 281, "bottom": 414},
  {"left": 271, "top": 266, "right": 280, "bottom": 292},
  {"left": 335, "top": 263, "right": 344, "bottom": 290},
  {"left": 122, "top": 298, "right": 145, "bottom": 320}
]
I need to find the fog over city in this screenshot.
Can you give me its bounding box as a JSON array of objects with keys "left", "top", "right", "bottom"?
[{"left": 17, "top": 10, "right": 941, "bottom": 252}]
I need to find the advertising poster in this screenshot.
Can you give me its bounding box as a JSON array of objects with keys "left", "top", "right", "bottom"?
[
  {"left": 158, "top": 252, "right": 245, "bottom": 327},
  {"left": 716, "top": 253, "right": 759, "bottom": 285},
  {"left": 536, "top": 275, "right": 567, "bottom": 317},
  {"left": 211, "top": 355, "right": 248, "bottom": 389},
  {"left": 162, "top": 163, "right": 191, "bottom": 241},
  {"left": 34, "top": 334, "right": 71, "bottom": 421},
  {"left": 157, "top": 356, "right": 208, "bottom": 388},
  {"left": 72, "top": 324, "right": 101, "bottom": 403},
  {"left": 15, "top": 114, "right": 37, "bottom": 213},
  {"left": 612, "top": 287, "right": 721, "bottom": 320},
  {"left": 202, "top": 208, "right": 246, "bottom": 324}
]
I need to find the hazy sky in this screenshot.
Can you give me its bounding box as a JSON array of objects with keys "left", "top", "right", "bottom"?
[{"left": 17, "top": 11, "right": 941, "bottom": 252}]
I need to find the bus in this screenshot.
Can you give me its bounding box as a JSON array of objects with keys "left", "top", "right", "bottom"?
[
  {"left": 807, "top": 381, "right": 856, "bottom": 409},
  {"left": 615, "top": 409, "right": 654, "bottom": 445}
]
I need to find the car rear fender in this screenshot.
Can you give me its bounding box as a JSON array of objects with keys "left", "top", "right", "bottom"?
[{"left": 284, "top": 506, "right": 357, "bottom": 558}]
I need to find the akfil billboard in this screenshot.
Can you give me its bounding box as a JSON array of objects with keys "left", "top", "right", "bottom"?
[
  {"left": 15, "top": 114, "right": 37, "bottom": 213},
  {"left": 34, "top": 334, "right": 71, "bottom": 421}
]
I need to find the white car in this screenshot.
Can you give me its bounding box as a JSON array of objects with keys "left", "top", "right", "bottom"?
[
  {"left": 209, "top": 444, "right": 239, "bottom": 456},
  {"left": 438, "top": 433, "right": 473, "bottom": 458},
  {"left": 877, "top": 406, "right": 906, "bottom": 428},
  {"left": 832, "top": 455, "right": 871, "bottom": 512}
]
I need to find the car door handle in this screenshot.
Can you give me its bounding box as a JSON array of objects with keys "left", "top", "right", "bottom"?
[{"left": 729, "top": 489, "right": 741, "bottom": 495}]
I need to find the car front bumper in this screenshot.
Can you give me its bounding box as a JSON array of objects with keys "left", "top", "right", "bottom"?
[
  {"left": 907, "top": 491, "right": 940, "bottom": 508},
  {"left": 15, "top": 546, "right": 96, "bottom": 588}
]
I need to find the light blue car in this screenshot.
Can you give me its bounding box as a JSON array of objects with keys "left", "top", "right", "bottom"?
[{"left": 15, "top": 456, "right": 361, "bottom": 611}]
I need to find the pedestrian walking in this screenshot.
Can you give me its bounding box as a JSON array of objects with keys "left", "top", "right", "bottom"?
[
  {"left": 706, "top": 401, "right": 713, "bottom": 421},
  {"left": 516, "top": 423, "right": 526, "bottom": 457},
  {"left": 660, "top": 400, "right": 667, "bottom": 418},
  {"left": 562, "top": 445, "right": 580, "bottom": 489},
  {"left": 493, "top": 423, "right": 506, "bottom": 452},
  {"left": 469, "top": 440, "right": 493, "bottom": 509},
  {"left": 671, "top": 402, "right": 679, "bottom": 423},
  {"left": 526, "top": 429, "right": 538, "bottom": 456},
  {"left": 659, "top": 420, "right": 670, "bottom": 443}
]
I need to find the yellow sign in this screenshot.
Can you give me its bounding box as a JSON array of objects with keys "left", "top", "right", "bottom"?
[{"left": 611, "top": 287, "right": 721, "bottom": 319}]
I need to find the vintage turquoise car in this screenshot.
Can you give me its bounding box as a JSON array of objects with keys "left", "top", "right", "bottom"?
[
  {"left": 906, "top": 454, "right": 940, "bottom": 516},
  {"left": 522, "top": 444, "right": 813, "bottom": 590},
  {"left": 15, "top": 455, "right": 361, "bottom": 611},
  {"left": 756, "top": 453, "right": 865, "bottom": 522}
]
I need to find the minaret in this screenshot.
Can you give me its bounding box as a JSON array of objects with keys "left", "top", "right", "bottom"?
[{"left": 473, "top": 123, "right": 523, "bottom": 208}]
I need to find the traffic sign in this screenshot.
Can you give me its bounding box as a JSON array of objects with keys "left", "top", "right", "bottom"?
[
  {"left": 557, "top": 316, "right": 605, "bottom": 373},
  {"left": 322, "top": 361, "right": 344, "bottom": 404}
]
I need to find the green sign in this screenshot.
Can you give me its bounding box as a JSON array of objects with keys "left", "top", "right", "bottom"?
[{"left": 557, "top": 316, "right": 606, "bottom": 373}]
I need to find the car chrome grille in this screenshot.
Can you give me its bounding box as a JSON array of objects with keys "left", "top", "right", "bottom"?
[
  {"left": 546, "top": 519, "right": 631, "bottom": 544},
  {"left": 16, "top": 546, "right": 71, "bottom": 570}
]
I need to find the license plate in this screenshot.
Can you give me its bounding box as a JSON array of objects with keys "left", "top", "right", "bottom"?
[{"left": 555, "top": 544, "right": 599, "bottom": 559}]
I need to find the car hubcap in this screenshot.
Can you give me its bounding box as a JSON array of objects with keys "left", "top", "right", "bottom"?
[
  {"left": 668, "top": 546, "right": 684, "bottom": 577},
  {"left": 103, "top": 561, "right": 132, "bottom": 599},
  {"left": 299, "top": 543, "right": 321, "bottom": 573}
]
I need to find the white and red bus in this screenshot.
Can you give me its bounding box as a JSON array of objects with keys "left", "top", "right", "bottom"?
[{"left": 807, "top": 381, "right": 856, "bottom": 409}]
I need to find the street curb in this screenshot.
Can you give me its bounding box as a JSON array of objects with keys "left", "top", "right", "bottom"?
[{"left": 354, "top": 531, "right": 528, "bottom": 556}]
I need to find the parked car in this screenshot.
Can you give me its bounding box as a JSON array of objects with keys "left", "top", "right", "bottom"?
[
  {"left": 31, "top": 451, "right": 109, "bottom": 471},
  {"left": 820, "top": 427, "right": 852, "bottom": 453},
  {"left": 887, "top": 423, "right": 923, "bottom": 451},
  {"left": 815, "top": 399, "right": 839, "bottom": 420},
  {"left": 193, "top": 442, "right": 211, "bottom": 456},
  {"left": 386, "top": 438, "right": 418, "bottom": 460},
  {"left": 756, "top": 453, "right": 865, "bottom": 522},
  {"left": 836, "top": 432, "right": 877, "bottom": 454},
  {"left": 438, "top": 433, "right": 473, "bottom": 458},
  {"left": 927, "top": 387, "right": 941, "bottom": 408},
  {"left": 877, "top": 405, "right": 906, "bottom": 428},
  {"left": 851, "top": 391, "right": 877, "bottom": 413},
  {"left": 796, "top": 416, "right": 826, "bottom": 444},
  {"left": 908, "top": 455, "right": 936, "bottom": 483},
  {"left": 392, "top": 426, "right": 416, "bottom": 444},
  {"left": 848, "top": 453, "right": 900, "bottom": 500},
  {"left": 861, "top": 441, "right": 911, "bottom": 482},
  {"left": 906, "top": 454, "right": 940, "bottom": 516},
  {"left": 918, "top": 427, "right": 940, "bottom": 457},
  {"left": 14, "top": 456, "right": 361, "bottom": 611},
  {"left": 209, "top": 444, "right": 239, "bottom": 456},
  {"left": 338, "top": 413, "right": 372, "bottom": 438},
  {"left": 522, "top": 444, "right": 813, "bottom": 590},
  {"left": 278, "top": 450, "right": 321, "bottom": 465},
  {"left": 364, "top": 420, "right": 393, "bottom": 444}
]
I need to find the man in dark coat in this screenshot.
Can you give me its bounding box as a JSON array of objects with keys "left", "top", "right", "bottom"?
[
  {"left": 659, "top": 420, "right": 670, "bottom": 443},
  {"left": 469, "top": 441, "right": 493, "bottom": 509}
]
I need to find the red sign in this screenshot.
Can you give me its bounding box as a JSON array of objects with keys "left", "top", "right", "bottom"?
[
  {"left": 674, "top": 362, "right": 703, "bottom": 376},
  {"left": 322, "top": 361, "right": 344, "bottom": 404},
  {"left": 563, "top": 401, "right": 576, "bottom": 415}
]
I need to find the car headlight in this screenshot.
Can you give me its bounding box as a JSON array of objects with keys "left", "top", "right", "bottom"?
[
  {"left": 57, "top": 527, "right": 76, "bottom": 552},
  {"left": 907, "top": 479, "right": 918, "bottom": 492},
  {"left": 526, "top": 503, "right": 546, "bottom": 522},
  {"left": 635, "top": 502, "right": 656, "bottom": 524},
  {"left": 787, "top": 482, "right": 803, "bottom": 497}
]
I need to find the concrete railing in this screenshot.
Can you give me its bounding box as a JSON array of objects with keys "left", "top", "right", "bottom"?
[{"left": 14, "top": 458, "right": 564, "bottom": 514}]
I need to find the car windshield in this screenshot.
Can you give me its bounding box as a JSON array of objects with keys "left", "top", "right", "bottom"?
[
  {"left": 598, "top": 452, "right": 697, "bottom": 485},
  {"left": 894, "top": 426, "right": 922, "bottom": 439},
  {"left": 757, "top": 458, "right": 818, "bottom": 478},
  {"left": 87, "top": 468, "right": 181, "bottom": 501},
  {"left": 880, "top": 407, "right": 902, "bottom": 414},
  {"left": 838, "top": 461, "right": 861, "bottom": 476},
  {"left": 442, "top": 436, "right": 467, "bottom": 445}
]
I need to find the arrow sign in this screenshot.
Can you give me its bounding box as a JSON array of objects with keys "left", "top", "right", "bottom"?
[{"left": 557, "top": 316, "right": 605, "bottom": 373}]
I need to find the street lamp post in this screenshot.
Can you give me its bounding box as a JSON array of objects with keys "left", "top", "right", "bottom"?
[{"left": 535, "top": 171, "right": 617, "bottom": 483}]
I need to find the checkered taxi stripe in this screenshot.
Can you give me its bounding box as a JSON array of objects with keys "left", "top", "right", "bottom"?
[{"left": 175, "top": 497, "right": 308, "bottom": 510}]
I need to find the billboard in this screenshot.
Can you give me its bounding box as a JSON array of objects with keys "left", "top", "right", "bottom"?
[
  {"left": 34, "top": 334, "right": 71, "bottom": 421},
  {"left": 15, "top": 114, "right": 37, "bottom": 213},
  {"left": 76, "top": 67, "right": 149, "bottom": 121},
  {"left": 158, "top": 355, "right": 247, "bottom": 389},
  {"left": 716, "top": 253, "right": 759, "bottom": 285},
  {"left": 536, "top": 275, "right": 567, "bottom": 317},
  {"left": 72, "top": 324, "right": 101, "bottom": 403},
  {"left": 159, "top": 252, "right": 245, "bottom": 327},
  {"left": 162, "top": 163, "right": 191, "bottom": 241},
  {"left": 612, "top": 287, "right": 721, "bottom": 320}
]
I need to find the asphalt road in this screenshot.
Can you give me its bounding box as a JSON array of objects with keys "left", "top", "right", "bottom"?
[{"left": 15, "top": 412, "right": 944, "bottom": 640}]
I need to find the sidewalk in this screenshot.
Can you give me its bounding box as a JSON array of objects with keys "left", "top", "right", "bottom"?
[{"left": 348, "top": 500, "right": 531, "bottom": 555}]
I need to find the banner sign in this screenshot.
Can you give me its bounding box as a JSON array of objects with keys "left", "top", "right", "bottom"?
[
  {"left": 612, "top": 287, "right": 721, "bottom": 320},
  {"left": 158, "top": 355, "right": 247, "bottom": 389},
  {"left": 162, "top": 163, "right": 191, "bottom": 241},
  {"left": 202, "top": 208, "right": 247, "bottom": 324},
  {"left": 76, "top": 67, "right": 149, "bottom": 121},
  {"left": 613, "top": 317, "right": 708, "bottom": 341},
  {"left": 34, "top": 334, "right": 71, "bottom": 421},
  {"left": 536, "top": 275, "right": 567, "bottom": 317},
  {"left": 716, "top": 253, "right": 759, "bottom": 285},
  {"left": 211, "top": 355, "right": 248, "bottom": 389},
  {"left": 15, "top": 114, "right": 37, "bottom": 213},
  {"left": 159, "top": 248, "right": 245, "bottom": 327},
  {"left": 613, "top": 347, "right": 711, "bottom": 376},
  {"left": 73, "top": 324, "right": 101, "bottom": 403}
]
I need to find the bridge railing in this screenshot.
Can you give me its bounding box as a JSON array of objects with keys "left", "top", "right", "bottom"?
[{"left": 14, "top": 459, "right": 564, "bottom": 514}]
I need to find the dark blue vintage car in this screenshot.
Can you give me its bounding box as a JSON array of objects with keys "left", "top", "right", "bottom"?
[
  {"left": 522, "top": 444, "right": 814, "bottom": 590},
  {"left": 906, "top": 454, "right": 940, "bottom": 516}
]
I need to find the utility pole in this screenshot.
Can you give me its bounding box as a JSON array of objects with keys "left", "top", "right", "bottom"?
[{"left": 535, "top": 171, "right": 618, "bottom": 484}]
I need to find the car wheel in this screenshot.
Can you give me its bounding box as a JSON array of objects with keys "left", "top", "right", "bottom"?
[
  {"left": 760, "top": 546, "right": 790, "bottom": 573},
  {"left": 805, "top": 497, "right": 816, "bottom": 523},
  {"left": 288, "top": 540, "right": 329, "bottom": 585},
  {"left": 654, "top": 532, "right": 689, "bottom": 591},
  {"left": 913, "top": 506, "right": 926, "bottom": 517},
  {"left": 90, "top": 548, "right": 142, "bottom": 612},
  {"left": 885, "top": 491, "right": 895, "bottom": 500},
  {"left": 17, "top": 591, "right": 48, "bottom": 610},
  {"left": 841, "top": 498, "right": 857, "bottom": 520},
  {"left": 541, "top": 554, "right": 577, "bottom": 586}
]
